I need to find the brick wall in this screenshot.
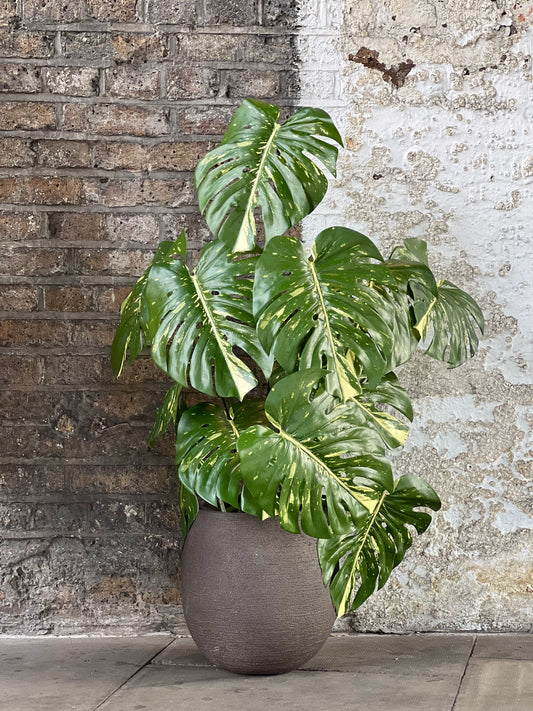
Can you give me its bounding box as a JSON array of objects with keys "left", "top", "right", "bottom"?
[{"left": 0, "top": 0, "right": 299, "bottom": 634}]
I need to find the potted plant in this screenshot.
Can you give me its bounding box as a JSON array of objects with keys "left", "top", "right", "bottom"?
[{"left": 111, "top": 99, "right": 484, "bottom": 675}]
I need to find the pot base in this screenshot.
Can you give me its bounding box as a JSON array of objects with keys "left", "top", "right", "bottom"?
[{"left": 181, "top": 510, "right": 336, "bottom": 675}]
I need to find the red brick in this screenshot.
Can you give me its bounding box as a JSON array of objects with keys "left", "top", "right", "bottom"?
[
  {"left": 225, "top": 69, "right": 280, "bottom": 98},
  {"left": 82, "top": 389, "right": 169, "bottom": 424},
  {"left": 92, "top": 141, "right": 148, "bottom": 171},
  {"left": 0, "top": 389, "right": 83, "bottom": 422},
  {"left": 63, "top": 103, "right": 170, "bottom": 137},
  {"left": 0, "top": 101, "right": 55, "bottom": 130},
  {"left": 71, "top": 465, "right": 174, "bottom": 495},
  {"left": 93, "top": 140, "right": 208, "bottom": 172},
  {"left": 178, "top": 32, "right": 294, "bottom": 64},
  {"left": 43, "top": 354, "right": 168, "bottom": 386},
  {"left": 86, "top": 0, "right": 139, "bottom": 22},
  {"left": 147, "top": 140, "right": 209, "bottom": 171},
  {"left": 94, "top": 285, "right": 131, "bottom": 312},
  {"left": 43, "top": 286, "right": 95, "bottom": 312},
  {"left": 0, "top": 319, "right": 70, "bottom": 347},
  {"left": 36, "top": 139, "right": 92, "bottom": 168},
  {"left": 0, "top": 285, "right": 39, "bottom": 311},
  {"left": 104, "top": 214, "right": 159, "bottom": 244},
  {"left": 0, "top": 64, "right": 42, "bottom": 93},
  {"left": 0, "top": 177, "right": 82, "bottom": 205},
  {"left": 0, "top": 0, "right": 17, "bottom": 24},
  {"left": 48, "top": 213, "right": 105, "bottom": 241},
  {"left": 82, "top": 177, "right": 195, "bottom": 207},
  {"left": 0, "top": 318, "right": 115, "bottom": 348},
  {"left": 0, "top": 213, "right": 41, "bottom": 241},
  {"left": 147, "top": 1, "right": 196, "bottom": 24},
  {"left": 105, "top": 64, "right": 160, "bottom": 100},
  {"left": 61, "top": 32, "right": 168, "bottom": 62},
  {"left": 46, "top": 67, "right": 100, "bottom": 97},
  {"left": 0, "top": 30, "right": 54, "bottom": 58},
  {"left": 176, "top": 105, "right": 233, "bottom": 135},
  {"left": 0, "top": 464, "right": 65, "bottom": 496},
  {"left": 0, "top": 423, "right": 161, "bottom": 460},
  {"left": 23, "top": 0, "right": 138, "bottom": 22},
  {"left": 0, "top": 246, "right": 67, "bottom": 276},
  {"left": 160, "top": 212, "right": 210, "bottom": 247},
  {"left": 69, "top": 319, "right": 117, "bottom": 347},
  {"left": 0, "top": 138, "right": 36, "bottom": 167},
  {"left": 200, "top": 0, "right": 258, "bottom": 26},
  {"left": 77, "top": 247, "right": 154, "bottom": 276},
  {"left": 23, "top": 0, "right": 86, "bottom": 21},
  {"left": 167, "top": 66, "right": 219, "bottom": 99},
  {"left": 0, "top": 354, "right": 43, "bottom": 385},
  {"left": 43, "top": 285, "right": 131, "bottom": 313}
]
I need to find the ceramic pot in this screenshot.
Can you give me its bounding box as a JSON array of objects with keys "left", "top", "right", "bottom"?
[{"left": 181, "top": 509, "right": 336, "bottom": 675}]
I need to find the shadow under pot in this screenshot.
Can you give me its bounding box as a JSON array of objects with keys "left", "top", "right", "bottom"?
[{"left": 181, "top": 509, "right": 336, "bottom": 675}]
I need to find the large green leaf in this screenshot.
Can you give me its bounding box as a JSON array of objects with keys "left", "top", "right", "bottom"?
[
  {"left": 349, "top": 373, "right": 413, "bottom": 450},
  {"left": 176, "top": 399, "right": 268, "bottom": 519},
  {"left": 254, "top": 228, "right": 401, "bottom": 396},
  {"left": 318, "top": 474, "right": 441, "bottom": 616},
  {"left": 111, "top": 233, "right": 186, "bottom": 378},
  {"left": 237, "top": 370, "right": 394, "bottom": 540},
  {"left": 142, "top": 239, "right": 272, "bottom": 400},
  {"left": 195, "top": 99, "right": 343, "bottom": 252},
  {"left": 387, "top": 238, "right": 484, "bottom": 367},
  {"left": 413, "top": 280, "right": 485, "bottom": 367}
]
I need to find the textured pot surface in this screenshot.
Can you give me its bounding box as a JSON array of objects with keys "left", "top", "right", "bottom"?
[{"left": 181, "top": 509, "right": 336, "bottom": 675}]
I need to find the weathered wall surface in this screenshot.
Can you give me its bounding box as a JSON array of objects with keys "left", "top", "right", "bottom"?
[
  {"left": 300, "top": 0, "right": 533, "bottom": 631},
  {"left": 0, "top": 1, "right": 298, "bottom": 634}
]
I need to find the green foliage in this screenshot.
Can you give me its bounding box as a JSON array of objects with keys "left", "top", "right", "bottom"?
[
  {"left": 317, "top": 474, "right": 441, "bottom": 616},
  {"left": 142, "top": 240, "right": 272, "bottom": 400},
  {"left": 112, "top": 99, "right": 484, "bottom": 618},
  {"left": 195, "top": 99, "right": 343, "bottom": 252},
  {"left": 110, "top": 233, "right": 186, "bottom": 378},
  {"left": 149, "top": 383, "right": 183, "bottom": 447},
  {"left": 176, "top": 399, "right": 267, "bottom": 519}
]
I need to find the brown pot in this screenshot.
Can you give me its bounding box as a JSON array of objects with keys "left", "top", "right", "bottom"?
[{"left": 181, "top": 509, "right": 336, "bottom": 675}]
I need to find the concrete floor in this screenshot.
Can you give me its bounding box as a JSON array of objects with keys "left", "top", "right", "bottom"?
[{"left": 0, "top": 633, "right": 532, "bottom": 711}]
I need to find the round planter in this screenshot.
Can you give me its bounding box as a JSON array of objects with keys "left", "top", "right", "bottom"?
[{"left": 181, "top": 509, "right": 336, "bottom": 675}]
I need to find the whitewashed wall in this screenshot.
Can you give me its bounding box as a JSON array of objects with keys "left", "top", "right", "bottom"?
[{"left": 297, "top": 0, "right": 533, "bottom": 632}]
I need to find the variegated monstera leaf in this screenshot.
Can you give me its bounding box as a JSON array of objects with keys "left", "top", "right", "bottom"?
[
  {"left": 238, "top": 370, "right": 393, "bottom": 539},
  {"left": 111, "top": 232, "right": 187, "bottom": 378},
  {"left": 141, "top": 239, "right": 272, "bottom": 400},
  {"left": 176, "top": 399, "right": 269, "bottom": 533},
  {"left": 237, "top": 370, "right": 440, "bottom": 617},
  {"left": 195, "top": 99, "right": 343, "bottom": 252},
  {"left": 387, "top": 238, "right": 485, "bottom": 367},
  {"left": 253, "top": 227, "right": 401, "bottom": 397}
]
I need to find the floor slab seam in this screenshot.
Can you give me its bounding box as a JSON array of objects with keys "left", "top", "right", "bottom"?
[
  {"left": 91, "top": 635, "right": 178, "bottom": 711},
  {"left": 450, "top": 634, "right": 478, "bottom": 711}
]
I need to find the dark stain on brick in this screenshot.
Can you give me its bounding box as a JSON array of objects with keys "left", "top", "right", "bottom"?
[{"left": 348, "top": 47, "right": 415, "bottom": 88}]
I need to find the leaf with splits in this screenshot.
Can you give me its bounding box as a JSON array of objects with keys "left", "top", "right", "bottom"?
[
  {"left": 318, "top": 474, "right": 441, "bottom": 616},
  {"left": 254, "top": 228, "right": 400, "bottom": 396},
  {"left": 195, "top": 99, "right": 343, "bottom": 252},
  {"left": 176, "top": 399, "right": 268, "bottom": 519},
  {"left": 388, "top": 238, "right": 484, "bottom": 367},
  {"left": 237, "top": 370, "right": 394, "bottom": 540},
  {"left": 142, "top": 239, "right": 272, "bottom": 400},
  {"left": 111, "top": 233, "right": 186, "bottom": 378}
]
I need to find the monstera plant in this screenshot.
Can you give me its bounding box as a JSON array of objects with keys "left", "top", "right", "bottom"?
[{"left": 111, "top": 99, "right": 483, "bottom": 622}]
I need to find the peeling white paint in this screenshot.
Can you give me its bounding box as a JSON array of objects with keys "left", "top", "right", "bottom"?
[{"left": 300, "top": 0, "right": 533, "bottom": 632}]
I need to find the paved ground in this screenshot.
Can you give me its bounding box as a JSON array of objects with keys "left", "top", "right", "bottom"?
[{"left": 0, "top": 633, "right": 531, "bottom": 710}]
